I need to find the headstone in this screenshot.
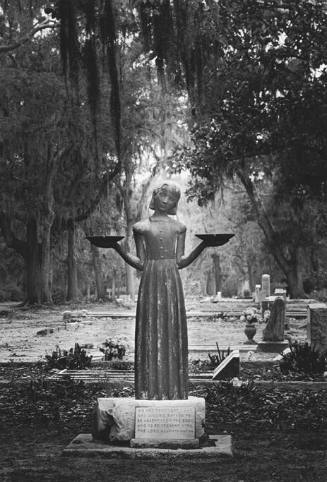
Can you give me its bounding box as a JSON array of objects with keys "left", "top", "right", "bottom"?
[
  {"left": 255, "top": 284, "right": 261, "bottom": 303},
  {"left": 258, "top": 297, "right": 288, "bottom": 352},
  {"left": 307, "top": 303, "right": 327, "bottom": 354},
  {"left": 274, "top": 288, "right": 286, "bottom": 299},
  {"left": 261, "top": 274, "right": 270, "bottom": 299},
  {"left": 63, "top": 311, "right": 72, "bottom": 321},
  {"left": 211, "top": 350, "right": 240, "bottom": 380},
  {"left": 262, "top": 297, "right": 285, "bottom": 341}
]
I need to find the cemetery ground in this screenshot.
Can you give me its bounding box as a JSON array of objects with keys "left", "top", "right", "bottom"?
[{"left": 0, "top": 300, "right": 327, "bottom": 481}]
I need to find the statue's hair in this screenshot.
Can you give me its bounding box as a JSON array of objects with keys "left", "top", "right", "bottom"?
[{"left": 149, "top": 182, "right": 181, "bottom": 215}]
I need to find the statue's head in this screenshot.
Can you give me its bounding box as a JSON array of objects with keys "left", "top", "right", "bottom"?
[{"left": 150, "top": 182, "right": 181, "bottom": 215}]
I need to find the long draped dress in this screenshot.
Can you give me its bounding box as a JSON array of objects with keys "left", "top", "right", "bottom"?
[{"left": 133, "top": 215, "right": 188, "bottom": 400}]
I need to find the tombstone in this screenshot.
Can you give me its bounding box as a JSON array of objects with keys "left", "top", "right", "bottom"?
[
  {"left": 307, "top": 303, "right": 327, "bottom": 354},
  {"left": 211, "top": 350, "right": 240, "bottom": 380},
  {"left": 274, "top": 288, "right": 286, "bottom": 300},
  {"left": 261, "top": 274, "right": 270, "bottom": 299},
  {"left": 258, "top": 297, "right": 289, "bottom": 352},
  {"left": 254, "top": 284, "right": 261, "bottom": 303},
  {"left": 263, "top": 297, "right": 285, "bottom": 341}
]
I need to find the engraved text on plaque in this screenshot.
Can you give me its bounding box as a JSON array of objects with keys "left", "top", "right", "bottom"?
[{"left": 135, "top": 406, "right": 195, "bottom": 440}]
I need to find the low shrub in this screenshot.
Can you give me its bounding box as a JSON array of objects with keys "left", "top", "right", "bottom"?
[
  {"left": 99, "top": 338, "right": 126, "bottom": 361},
  {"left": 208, "top": 343, "right": 231, "bottom": 368},
  {"left": 280, "top": 341, "right": 326, "bottom": 375},
  {"left": 103, "top": 360, "right": 133, "bottom": 370},
  {"left": 45, "top": 343, "right": 92, "bottom": 370}
]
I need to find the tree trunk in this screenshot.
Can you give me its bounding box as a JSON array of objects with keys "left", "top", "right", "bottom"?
[
  {"left": 0, "top": 214, "right": 52, "bottom": 304},
  {"left": 91, "top": 244, "right": 106, "bottom": 300},
  {"left": 67, "top": 220, "right": 78, "bottom": 301},
  {"left": 40, "top": 219, "right": 53, "bottom": 304},
  {"left": 285, "top": 249, "right": 304, "bottom": 298},
  {"left": 111, "top": 270, "right": 116, "bottom": 299},
  {"left": 236, "top": 170, "right": 305, "bottom": 298},
  {"left": 247, "top": 257, "right": 255, "bottom": 293},
  {"left": 25, "top": 219, "right": 43, "bottom": 304},
  {"left": 206, "top": 270, "right": 215, "bottom": 296},
  {"left": 36, "top": 144, "right": 57, "bottom": 304},
  {"left": 212, "top": 253, "right": 222, "bottom": 294}
]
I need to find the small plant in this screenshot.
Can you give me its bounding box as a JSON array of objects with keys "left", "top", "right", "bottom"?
[
  {"left": 105, "top": 360, "right": 133, "bottom": 370},
  {"left": 45, "top": 343, "right": 92, "bottom": 370},
  {"left": 99, "top": 337, "right": 126, "bottom": 361},
  {"left": 208, "top": 342, "right": 231, "bottom": 368},
  {"left": 279, "top": 341, "right": 326, "bottom": 375}
]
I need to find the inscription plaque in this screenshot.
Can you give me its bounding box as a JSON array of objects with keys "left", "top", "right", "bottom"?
[{"left": 135, "top": 406, "right": 195, "bottom": 440}]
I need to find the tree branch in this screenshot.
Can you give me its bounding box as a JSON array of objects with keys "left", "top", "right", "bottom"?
[
  {"left": 73, "top": 167, "right": 120, "bottom": 223},
  {"left": 0, "top": 19, "right": 58, "bottom": 55},
  {"left": 235, "top": 168, "right": 292, "bottom": 272}
]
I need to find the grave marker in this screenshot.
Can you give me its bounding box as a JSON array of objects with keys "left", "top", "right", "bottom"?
[
  {"left": 308, "top": 303, "right": 327, "bottom": 354},
  {"left": 261, "top": 274, "right": 271, "bottom": 299},
  {"left": 212, "top": 350, "right": 240, "bottom": 380}
]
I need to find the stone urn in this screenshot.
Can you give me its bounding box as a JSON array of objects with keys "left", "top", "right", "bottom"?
[{"left": 244, "top": 313, "right": 257, "bottom": 344}]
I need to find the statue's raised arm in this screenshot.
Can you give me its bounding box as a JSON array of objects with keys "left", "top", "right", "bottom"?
[
  {"left": 112, "top": 237, "right": 144, "bottom": 271},
  {"left": 176, "top": 229, "right": 206, "bottom": 269}
]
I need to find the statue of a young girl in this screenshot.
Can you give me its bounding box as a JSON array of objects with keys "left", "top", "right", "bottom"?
[{"left": 113, "top": 182, "right": 206, "bottom": 400}]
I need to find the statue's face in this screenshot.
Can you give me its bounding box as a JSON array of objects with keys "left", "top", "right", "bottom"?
[{"left": 154, "top": 185, "right": 178, "bottom": 213}]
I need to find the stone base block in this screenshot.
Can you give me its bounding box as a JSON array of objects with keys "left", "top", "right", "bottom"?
[
  {"left": 93, "top": 396, "right": 205, "bottom": 442},
  {"left": 63, "top": 433, "right": 232, "bottom": 458},
  {"left": 130, "top": 438, "right": 199, "bottom": 449},
  {"left": 257, "top": 340, "right": 289, "bottom": 353}
]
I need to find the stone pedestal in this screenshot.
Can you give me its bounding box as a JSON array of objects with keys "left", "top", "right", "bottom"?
[
  {"left": 63, "top": 433, "right": 233, "bottom": 458},
  {"left": 130, "top": 438, "right": 199, "bottom": 449},
  {"left": 308, "top": 303, "right": 327, "bottom": 354},
  {"left": 257, "top": 340, "right": 289, "bottom": 353},
  {"left": 93, "top": 397, "right": 206, "bottom": 448}
]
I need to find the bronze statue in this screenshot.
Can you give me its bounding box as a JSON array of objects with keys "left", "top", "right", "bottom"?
[
  {"left": 88, "top": 182, "right": 234, "bottom": 401},
  {"left": 113, "top": 182, "right": 205, "bottom": 400}
]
